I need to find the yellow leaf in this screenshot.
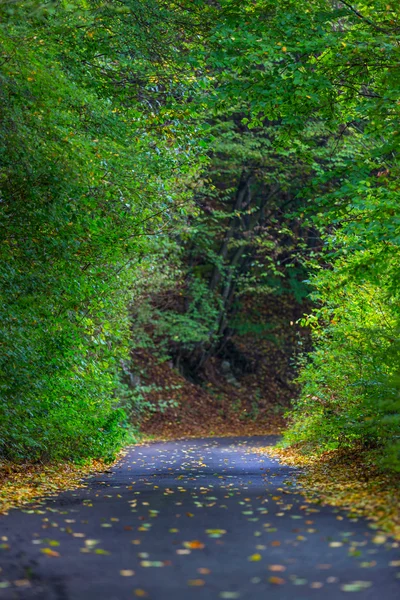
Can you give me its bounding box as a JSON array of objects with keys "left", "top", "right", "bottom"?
[
  {"left": 248, "top": 553, "right": 262, "bottom": 562},
  {"left": 372, "top": 535, "right": 387, "bottom": 545},
  {"left": 40, "top": 548, "right": 60, "bottom": 557}
]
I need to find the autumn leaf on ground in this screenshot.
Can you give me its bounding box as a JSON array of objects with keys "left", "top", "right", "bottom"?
[
  {"left": 268, "top": 576, "right": 285, "bottom": 585},
  {"left": 188, "top": 579, "right": 205, "bottom": 586},
  {"left": 183, "top": 540, "right": 205, "bottom": 549},
  {"left": 268, "top": 565, "right": 286, "bottom": 572},
  {"left": 84, "top": 539, "right": 100, "bottom": 548},
  {"left": 206, "top": 529, "right": 226, "bottom": 538},
  {"left": 40, "top": 548, "right": 60, "bottom": 557},
  {"left": 340, "top": 581, "right": 372, "bottom": 592},
  {"left": 140, "top": 560, "right": 164, "bottom": 567},
  {"left": 14, "top": 580, "right": 31, "bottom": 588}
]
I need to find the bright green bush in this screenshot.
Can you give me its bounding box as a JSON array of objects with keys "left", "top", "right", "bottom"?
[
  {"left": 207, "top": 0, "right": 399, "bottom": 471},
  {"left": 285, "top": 182, "right": 400, "bottom": 470},
  {"left": 0, "top": 1, "right": 200, "bottom": 461}
]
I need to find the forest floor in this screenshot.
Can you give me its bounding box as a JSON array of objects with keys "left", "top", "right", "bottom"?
[
  {"left": 254, "top": 445, "right": 400, "bottom": 542},
  {"left": 134, "top": 293, "right": 306, "bottom": 440},
  {"left": 0, "top": 436, "right": 399, "bottom": 599}
]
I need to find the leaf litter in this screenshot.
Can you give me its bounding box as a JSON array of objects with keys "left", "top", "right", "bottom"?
[
  {"left": 254, "top": 445, "right": 400, "bottom": 540},
  {"left": 1, "top": 438, "right": 399, "bottom": 597}
]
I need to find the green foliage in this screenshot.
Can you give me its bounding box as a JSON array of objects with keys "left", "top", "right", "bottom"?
[
  {"left": 218, "top": 0, "right": 400, "bottom": 471},
  {"left": 184, "top": 0, "right": 400, "bottom": 470},
  {"left": 154, "top": 277, "right": 221, "bottom": 348},
  {"left": 0, "top": 1, "right": 203, "bottom": 461},
  {"left": 285, "top": 176, "right": 400, "bottom": 469},
  {"left": 1, "top": 0, "right": 399, "bottom": 475}
]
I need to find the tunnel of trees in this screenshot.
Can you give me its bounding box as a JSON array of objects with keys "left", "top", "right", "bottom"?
[{"left": 0, "top": 0, "right": 399, "bottom": 473}]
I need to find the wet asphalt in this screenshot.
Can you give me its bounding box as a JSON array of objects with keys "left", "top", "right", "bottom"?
[{"left": 0, "top": 436, "right": 399, "bottom": 599}]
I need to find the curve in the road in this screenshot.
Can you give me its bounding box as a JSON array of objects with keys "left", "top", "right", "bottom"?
[{"left": 0, "top": 436, "right": 399, "bottom": 599}]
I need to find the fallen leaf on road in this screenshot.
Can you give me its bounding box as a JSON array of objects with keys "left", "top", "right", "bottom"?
[
  {"left": 188, "top": 579, "right": 205, "bottom": 586},
  {"left": 85, "top": 539, "right": 100, "bottom": 548},
  {"left": 206, "top": 529, "right": 226, "bottom": 538},
  {"left": 40, "top": 548, "right": 59, "bottom": 557},
  {"left": 14, "top": 580, "right": 31, "bottom": 587},
  {"left": 268, "top": 576, "right": 285, "bottom": 585},
  {"left": 340, "top": 581, "right": 372, "bottom": 592},
  {"left": 372, "top": 535, "right": 387, "bottom": 545},
  {"left": 140, "top": 561, "right": 164, "bottom": 567},
  {"left": 183, "top": 540, "right": 205, "bottom": 549}
]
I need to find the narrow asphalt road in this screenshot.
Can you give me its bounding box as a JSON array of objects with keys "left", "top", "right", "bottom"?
[{"left": 0, "top": 436, "right": 399, "bottom": 599}]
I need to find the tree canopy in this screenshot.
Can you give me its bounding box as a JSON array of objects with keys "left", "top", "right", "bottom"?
[{"left": 1, "top": 0, "right": 399, "bottom": 470}]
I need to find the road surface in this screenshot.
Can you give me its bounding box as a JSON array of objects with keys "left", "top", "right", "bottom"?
[{"left": 0, "top": 436, "right": 399, "bottom": 599}]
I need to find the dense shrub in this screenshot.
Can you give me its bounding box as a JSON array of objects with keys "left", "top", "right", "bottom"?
[
  {"left": 0, "top": 1, "right": 199, "bottom": 461},
  {"left": 285, "top": 178, "right": 400, "bottom": 470}
]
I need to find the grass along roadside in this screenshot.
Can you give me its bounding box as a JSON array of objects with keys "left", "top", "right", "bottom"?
[{"left": 254, "top": 445, "right": 400, "bottom": 541}]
